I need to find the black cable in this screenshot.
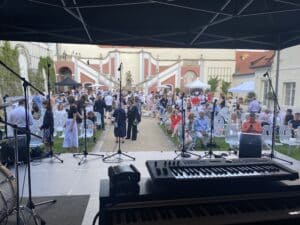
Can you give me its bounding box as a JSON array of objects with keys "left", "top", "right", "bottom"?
[{"left": 92, "top": 211, "right": 100, "bottom": 225}]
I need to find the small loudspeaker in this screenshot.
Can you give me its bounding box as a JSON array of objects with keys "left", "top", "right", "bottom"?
[{"left": 239, "top": 133, "right": 262, "bottom": 158}]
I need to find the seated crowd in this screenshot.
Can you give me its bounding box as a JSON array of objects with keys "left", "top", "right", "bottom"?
[{"left": 152, "top": 90, "right": 300, "bottom": 150}]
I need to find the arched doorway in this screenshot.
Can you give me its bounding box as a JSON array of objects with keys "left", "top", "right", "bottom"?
[
  {"left": 184, "top": 71, "right": 196, "bottom": 85},
  {"left": 84, "top": 82, "right": 93, "bottom": 95},
  {"left": 184, "top": 71, "right": 197, "bottom": 94},
  {"left": 58, "top": 67, "right": 72, "bottom": 81},
  {"left": 57, "top": 67, "right": 72, "bottom": 92}
]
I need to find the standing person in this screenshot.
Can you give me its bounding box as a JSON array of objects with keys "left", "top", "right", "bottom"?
[
  {"left": 93, "top": 95, "right": 106, "bottom": 130},
  {"left": 63, "top": 104, "right": 82, "bottom": 152},
  {"left": 113, "top": 105, "right": 127, "bottom": 143},
  {"left": 8, "top": 99, "right": 33, "bottom": 135},
  {"left": 126, "top": 100, "right": 139, "bottom": 140},
  {"left": 284, "top": 109, "right": 294, "bottom": 125},
  {"left": 248, "top": 96, "right": 261, "bottom": 113},
  {"left": 8, "top": 99, "right": 34, "bottom": 161},
  {"left": 40, "top": 100, "right": 54, "bottom": 153},
  {"left": 104, "top": 92, "right": 113, "bottom": 119}
]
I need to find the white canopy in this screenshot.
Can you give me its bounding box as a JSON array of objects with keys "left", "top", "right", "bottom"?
[
  {"left": 228, "top": 81, "right": 255, "bottom": 93},
  {"left": 89, "top": 84, "right": 104, "bottom": 88},
  {"left": 185, "top": 79, "right": 210, "bottom": 89},
  {"left": 157, "top": 84, "right": 169, "bottom": 88}
]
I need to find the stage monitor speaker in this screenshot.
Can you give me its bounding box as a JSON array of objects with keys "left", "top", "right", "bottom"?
[{"left": 239, "top": 133, "right": 262, "bottom": 158}]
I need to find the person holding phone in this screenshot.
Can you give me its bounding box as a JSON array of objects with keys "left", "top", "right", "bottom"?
[{"left": 241, "top": 112, "right": 262, "bottom": 134}]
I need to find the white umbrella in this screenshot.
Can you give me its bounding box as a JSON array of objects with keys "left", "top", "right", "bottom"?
[
  {"left": 157, "top": 84, "right": 169, "bottom": 88},
  {"left": 228, "top": 81, "right": 255, "bottom": 93},
  {"left": 89, "top": 84, "right": 104, "bottom": 88},
  {"left": 185, "top": 79, "right": 210, "bottom": 89}
]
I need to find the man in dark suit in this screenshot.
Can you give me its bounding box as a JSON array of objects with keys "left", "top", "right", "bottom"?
[
  {"left": 93, "top": 95, "right": 106, "bottom": 130},
  {"left": 126, "top": 100, "right": 139, "bottom": 140}
]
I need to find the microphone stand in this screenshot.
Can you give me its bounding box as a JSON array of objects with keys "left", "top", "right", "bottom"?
[
  {"left": 103, "top": 63, "right": 135, "bottom": 163},
  {"left": 264, "top": 72, "right": 292, "bottom": 164},
  {"left": 0, "top": 60, "right": 56, "bottom": 225},
  {"left": 73, "top": 105, "right": 104, "bottom": 165},
  {"left": 3, "top": 95, "right": 8, "bottom": 138},
  {"left": 202, "top": 100, "right": 222, "bottom": 159},
  {"left": 42, "top": 62, "right": 63, "bottom": 163},
  {"left": 174, "top": 93, "right": 201, "bottom": 160}
]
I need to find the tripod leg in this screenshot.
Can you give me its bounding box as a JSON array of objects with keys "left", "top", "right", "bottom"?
[
  {"left": 88, "top": 153, "right": 104, "bottom": 157},
  {"left": 102, "top": 152, "right": 122, "bottom": 162},
  {"left": 34, "top": 199, "right": 57, "bottom": 207},
  {"left": 120, "top": 152, "right": 135, "bottom": 160},
  {"left": 52, "top": 153, "right": 64, "bottom": 163},
  {"left": 186, "top": 151, "right": 201, "bottom": 158},
  {"left": 78, "top": 156, "right": 86, "bottom": 165}
]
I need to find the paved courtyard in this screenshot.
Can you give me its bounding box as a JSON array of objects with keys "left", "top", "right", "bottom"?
[{"left": 99, "top": 117, "right": 176, "bottom": 152}]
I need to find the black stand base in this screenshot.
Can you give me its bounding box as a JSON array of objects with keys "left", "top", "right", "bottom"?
[
  {"left": 102, "top": 150, "right": 135, "bottom": 163},
  {"left": 19, "top": 199, "right": 56, "bottom": 225},
  {"left": 73, "top": 151, "right": 104, "bottom": 165},
  {"left": 31, "top": 150, "right": 64, "bottom": 163},
  {"left": 174, "top": 149, "right": 201, "bottom": 160},
  {"left": 202, "top": 151, "right": 225, "bottom": 159},
  {"left": 49, "top": 151, "right": 64, "bottom": 163}
]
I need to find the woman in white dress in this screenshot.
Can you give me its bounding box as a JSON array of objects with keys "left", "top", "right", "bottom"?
[{"left": 63, "top": 104, "right": 82, "bottom": 151}]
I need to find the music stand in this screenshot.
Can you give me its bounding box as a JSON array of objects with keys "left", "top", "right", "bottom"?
[
  {"left": 174, "top": 93, "right": 201, "bottom": 160},
  {"left": 103, "top": 63, "right": 135, "bottom": 163},
  {"left": 0, "top": 60, "right": 56, "bottom": 225}
]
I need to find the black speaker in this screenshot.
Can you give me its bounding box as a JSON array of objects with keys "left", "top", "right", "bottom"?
[{"left": 239, "top": 133, "right": 262, "bottom": 158}]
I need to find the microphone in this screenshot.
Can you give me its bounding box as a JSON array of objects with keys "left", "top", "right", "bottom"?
[
  {"left": 118, "top": 63, "right": 122, "bottom": 71},
  {"left": 263, "top": 71, "right": 269, "bottom": 77}
]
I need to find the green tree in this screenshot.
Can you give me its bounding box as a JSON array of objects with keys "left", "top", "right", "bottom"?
[
  {"left": 207, "top": 76, "right": 219, "bottom": 93},
  {"left": 38, "top": 56, "right": 56, "bottom": 94},
  {"left": 0, "top": 41, "right": 22, "bottom": 96},
  {"left": 221, "top": 80, "right": 231, "bottom": 95},
  {"left": 28, "top": 68, "right": 45, "bottom": 92}
]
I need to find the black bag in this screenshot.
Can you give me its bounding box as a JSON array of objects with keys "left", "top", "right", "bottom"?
[{"left": 76, "top": 114, "right": 82, "bottom": 124}]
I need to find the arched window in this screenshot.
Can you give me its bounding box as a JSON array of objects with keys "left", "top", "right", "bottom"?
[
  {"left": 58, "top": 67, "right": 72, "bottom": 80},
  {"left": 184, "top": 71, "right": 196, "bottom": 85}
]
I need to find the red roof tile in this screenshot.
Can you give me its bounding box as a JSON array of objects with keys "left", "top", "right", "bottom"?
[{"left": 235, "top": 51, "right": 274, "bottom": 75}]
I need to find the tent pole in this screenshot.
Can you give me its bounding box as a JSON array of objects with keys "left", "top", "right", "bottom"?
[
  {"left": 268, "top": 40, "right": 292, "bottom": 164},
  {"left": 275, "top": 49, "right": 280, "bottom": 94}
]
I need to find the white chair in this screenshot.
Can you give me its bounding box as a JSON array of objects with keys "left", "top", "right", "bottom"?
[
  {"left": 262, "top": 125, "right": 273, "bottom": 150},
  {"left": 279, "top": 125, "right": 292, "bottom": 145},
  {"left": 95, "top": 112, "right": 102, "bottom": 127},
  {"left": 225, "top": 123, "right": 240, "bottom": 150},
  {"left": 54, "top": 110, "right": 67, "bottom": 138},
  {"left": 285, "top": 126, "right": 300, "bottom": 154},
  {"left": 30, "top": 120, "right": 44, "bottom": 149},
  {"left": 214, "top": 115, "right": 225, "bottom": 137},
  {"left": 79, "top": 119, "right": 94, "bottom": 138}
]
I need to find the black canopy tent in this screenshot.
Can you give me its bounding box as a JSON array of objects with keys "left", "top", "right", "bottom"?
[
  {"left": 1, "top": 0, "right": 299, "bottom": 94},
  {"left": 1, "top": 0, "right": 300, "bottom": 50},
  {"left": 55, "top": 77, "right": 81, "bottom": 87}
]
